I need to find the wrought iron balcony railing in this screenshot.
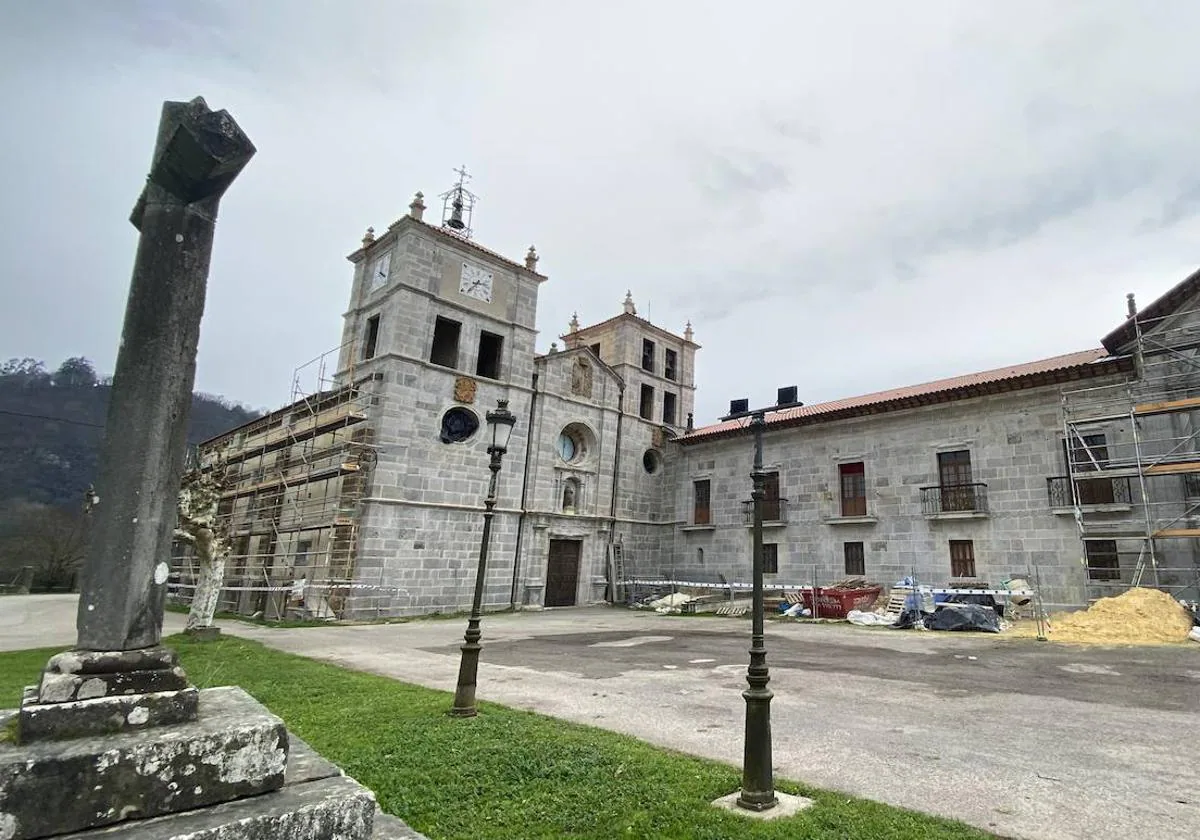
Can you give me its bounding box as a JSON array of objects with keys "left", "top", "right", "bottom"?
[
  {"left": 1046, "top": 476, "right": 1132, "bottom": 508},
  {"left": 920, "top": 483, "right": 988, "bottom": 515},
  {"left": 741, "top": 497, "right": 788, "bottom": 525}
]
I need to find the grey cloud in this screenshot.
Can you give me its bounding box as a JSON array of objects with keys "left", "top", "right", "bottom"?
[{"left": 3, "top": 0, "right": 1200, "bottom": 429}]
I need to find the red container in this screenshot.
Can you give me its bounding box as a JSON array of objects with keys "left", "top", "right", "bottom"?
[{"left": 800, "top": 586, "right": 883, "bottom": 619}]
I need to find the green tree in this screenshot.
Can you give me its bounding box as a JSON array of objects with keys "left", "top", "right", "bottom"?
[{"left": 53, "top": 356, "right": 97, "bottom": 388}]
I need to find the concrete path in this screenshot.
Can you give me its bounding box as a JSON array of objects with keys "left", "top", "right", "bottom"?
[{"left": 3, "top": 595, "right": 1199, "bottom": 840}]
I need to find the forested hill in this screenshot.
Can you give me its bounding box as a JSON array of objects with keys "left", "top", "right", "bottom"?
[{"left": 0, "top": 357, "right": 262, "bottom": 508}]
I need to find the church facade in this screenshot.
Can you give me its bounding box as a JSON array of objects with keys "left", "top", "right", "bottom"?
[{"left": 183, "top": 189, "right": 1200, "bottom": 616}]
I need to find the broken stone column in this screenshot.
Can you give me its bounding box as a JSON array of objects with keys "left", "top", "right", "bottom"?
[{"left": 0, "top": 97, "right": 422, "bottom": 840}]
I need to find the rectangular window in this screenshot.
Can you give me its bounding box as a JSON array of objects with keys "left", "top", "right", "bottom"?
[
  {"left": 1085, "top": 540, "right": 1121, "bottom": 581},
  {"left": 844, "top": 542, "right": 865, "bottom": 576},
  {"left": 1063, "top": 435, "right": 1115, "bottom": 504},
  {"left": 1065, "top": 434, "right": 1110, "bottom": 471},
  {"left": 762, "top": 543, "right": 779, "bottom": 574},
  {"left": 763, "top": 472, "right": 781, "bottom": 521},
  {"left": 589, "top": 342, "right": 601, "bottom": 361},
  {"left": 429, "top": 316, "right": 461, "bottom": 368},
  {"left": 693, "top": 479, "right": 711, "bottom": 525},
  {"left": 664, "top": 348, "right": 678, "bottom": 381},
  {"left": 362, "top": 315, "right": 380, "bottom": 361},
  {"left": 642, "top": 339, "right": 656, "bottom": 373},
  {"left": 663, "top": 392, "right": 677, "bottom": 426},
  {"left": 938, "top": 450, "right": 974, "bottom": 512},
  {"left": 839, "top": 462, "right": 866, "bottom": 517},
  {"left": 639, "top": 384, "right": 654, "bottom": 420},
  {"left": 476, "top": 330, "right": 504, "bottom": 379},
  {"left": 949, "top": 539, "right": 976, "bottom": 578}
]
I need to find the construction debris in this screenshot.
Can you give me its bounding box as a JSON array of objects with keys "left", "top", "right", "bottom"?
[{"left": 1034, "top": 587, "right": 1194, "bottom": 645}]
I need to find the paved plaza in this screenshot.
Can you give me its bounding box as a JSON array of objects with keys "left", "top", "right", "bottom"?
[{"left": 2, "top": 595, "right": 1198, "bottom": 840}]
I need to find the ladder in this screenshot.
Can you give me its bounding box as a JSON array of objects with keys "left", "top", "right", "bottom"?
[{"left": 609, "top": 543, "right": 625, "bottom": 604}]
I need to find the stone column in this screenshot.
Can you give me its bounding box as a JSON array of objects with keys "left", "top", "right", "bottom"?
[{"left": 75, "top": 96, "right": 256, "bottom": 653}]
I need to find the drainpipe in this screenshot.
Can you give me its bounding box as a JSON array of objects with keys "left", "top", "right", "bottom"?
[
  {"left": 509, "top": 371, "right": 539, "bottom": 609},
  {"left": 606, "top": 385, "right": 626, "bottom": 601}
]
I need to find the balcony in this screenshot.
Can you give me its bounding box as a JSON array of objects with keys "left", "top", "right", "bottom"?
[
  {"left": 1046, "top": 476, "right": 1132, "bottom": 511},
  {"left": 742, "top": 497, "right": 789, "bottom": 527},
  {"left": 920, "top": 483, "right": 988, "bottom": 518}
]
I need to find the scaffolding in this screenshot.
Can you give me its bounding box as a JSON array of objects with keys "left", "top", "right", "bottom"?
[
  {"left": 171, "top": 342, "right": 387, "bottom": 620},
  {"left": 1062, "top": 305, "right": 1200, "bottom": 605}
]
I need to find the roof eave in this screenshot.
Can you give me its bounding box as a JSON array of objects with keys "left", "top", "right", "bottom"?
[{"left": 678, "top": 356, "right": 1132, "bottom": 446}]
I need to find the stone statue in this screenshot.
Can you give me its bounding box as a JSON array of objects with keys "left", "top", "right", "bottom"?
[
  {"left": 571, "top": 357, "right": 593, "bottom": 397},
  {"left": 562, "top": 480, "right": 577, "bottom": 512}
]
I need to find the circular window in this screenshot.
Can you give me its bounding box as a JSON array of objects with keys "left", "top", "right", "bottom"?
[
  {"left": 642, "top": 449, "right": 662, "bottom": 474},
  {"left": 557, "top": 423, "right": 594, "bottom": 464},
  {"left": 440, "top": 407, "right": 480, "bottom": 443},
  {"left": 557, "top": 433, "right": 577, "bottom": 462}
]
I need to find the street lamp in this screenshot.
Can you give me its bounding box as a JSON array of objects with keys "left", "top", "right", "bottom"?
[
  {"left": 450, "top": 398, "right": 517, "bottom": 718},
  {"left": 737, "top": 409, "right": 777, "bottom": 811},
  {"left": 716, "top": 393, "right": 800, "bottom": 813}
]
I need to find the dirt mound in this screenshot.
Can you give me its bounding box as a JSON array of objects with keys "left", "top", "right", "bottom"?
[{"left": 1047, "top": 587, "right": 1193, "bottom": 645}]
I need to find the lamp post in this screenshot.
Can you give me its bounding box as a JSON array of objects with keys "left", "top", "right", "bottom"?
[
  {"left": 737, "top": 409, "right": 777, "bottom": 811},
  {"left": 450, "top": 398, "right": 517, "bottom": 718}
]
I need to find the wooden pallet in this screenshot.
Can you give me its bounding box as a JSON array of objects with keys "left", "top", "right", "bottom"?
[
  {"left": 715, "top": 605, "right": 749, "bottom": 617},
  {"left": 884, "top": 587, "right": 911, "bottom": 615}
]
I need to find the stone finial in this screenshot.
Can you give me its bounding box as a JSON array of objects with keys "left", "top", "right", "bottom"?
[
  {"left": 569, "top": 312, "right": 580, "bottom": 333},
  {"left": 623, "top": 290, "right": 637, "bottom": 315},
  {"left": 686, "top": 412, "right": 694, "bottom": 433},
  {"left": 409, "top": 191, "right": 426, "bottom": 221},
  {"left": 549, "top": 341, "right": 559, "bottom": 354},
  {"left": 1126, "top": 293, "right": 1137, "bottom": 318},
  {"left": 361, "top": 226, "right": 375, "bottom": 247},
  {"left": 684, "top": 320, "right": 694, "bottom": 342},
  {"left": 525, "top": 245, "right": 539, "bottom": 271}
]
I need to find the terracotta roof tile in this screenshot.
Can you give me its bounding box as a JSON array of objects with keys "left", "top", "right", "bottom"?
[{"left": 682, "top": 348, "right": 1123, "bottom": 443}]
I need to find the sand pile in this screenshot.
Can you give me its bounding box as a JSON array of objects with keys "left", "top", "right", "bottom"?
[{"left": 1047, "top": 587, "right": 1194, "bottom": 644}]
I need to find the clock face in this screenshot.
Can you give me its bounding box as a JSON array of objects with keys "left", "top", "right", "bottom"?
[
  {"left": 369, "top": 252, "right": 390, "bottom": 292},
  {"left": 459, "top": 262, "right": 494, "bottom": 303}
]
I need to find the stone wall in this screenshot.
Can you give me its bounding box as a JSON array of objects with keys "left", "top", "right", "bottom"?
[{"left": 671, "top": 379, "right": 1137, "bottom": 608}]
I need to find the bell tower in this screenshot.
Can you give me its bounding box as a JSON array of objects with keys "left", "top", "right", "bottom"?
[{"left": 439, "top": 165, "right": 477, "bottom": 239}]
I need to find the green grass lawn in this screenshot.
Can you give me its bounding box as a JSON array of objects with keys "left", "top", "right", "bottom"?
[{"left": 0, "top": 637, "right": 998, "bottom": 840}]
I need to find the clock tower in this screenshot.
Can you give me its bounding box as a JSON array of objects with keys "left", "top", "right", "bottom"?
[{"left": 336, "top": 176, "right": 547, "bottom": 613}]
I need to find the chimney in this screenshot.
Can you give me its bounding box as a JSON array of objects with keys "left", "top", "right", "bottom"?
[
  {"left": 777, "top": 386, "right": 798, "bottom": 406},
  {"left": 409, "top": 191, "right": 426, "bottom": 221},
  {"left": 729, "top": 398, "right": 749, "bottom": 416},
  {"left": 1126, "top": 293, "right": 1137, "bottom": 318}
]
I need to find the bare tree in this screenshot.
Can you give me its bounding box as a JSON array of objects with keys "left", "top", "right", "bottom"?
[
  {"left": 0, "top": 501, "right": 88, "bottom": 590},
  {"left": 174, "top": 461, "right": 230, "bottom": 633}
]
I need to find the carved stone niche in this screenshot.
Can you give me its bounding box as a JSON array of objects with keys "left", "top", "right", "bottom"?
[
  {"left": 454, "top": 376, "right": 477, "bottom": 404},
  {"left": 571, "top": 357, "right": 593, "bottom": 398}
]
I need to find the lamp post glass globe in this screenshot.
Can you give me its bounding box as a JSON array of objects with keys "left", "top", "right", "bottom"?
[{"left": 487, "top": 399, "right": 516, "bottom": 453}]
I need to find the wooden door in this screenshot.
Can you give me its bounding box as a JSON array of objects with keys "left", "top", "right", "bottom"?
[{"left": 545, "top": 539, "right": 582, "bottom": 607}]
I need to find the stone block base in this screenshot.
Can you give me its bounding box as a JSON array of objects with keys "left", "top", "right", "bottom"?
[
  {"left": 711, "top": 790, "right": 815, "bottom": 820},
  {"left": 18, "top": 685, "right": 199, "bottom": 742},
  {"left": 67, "top": 773, "right": 374, "bottom": 839},
  {"left": 0, "top": 687, "right": 287, "bottom": 838},
  {"left": 52, "top": 736, "right": 427, "bottom": 840},
  {"left": 36, "top": 646, "right": 189, "bottom": 704}
]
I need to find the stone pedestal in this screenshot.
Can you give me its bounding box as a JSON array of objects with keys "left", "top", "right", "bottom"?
[{"left": 1, "top": 686, "right": 427, "bottom": 840}]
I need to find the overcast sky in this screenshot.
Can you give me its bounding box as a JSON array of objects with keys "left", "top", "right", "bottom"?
[{"left": 3, "top": 2, "right": 1199, "bottom": 424}]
